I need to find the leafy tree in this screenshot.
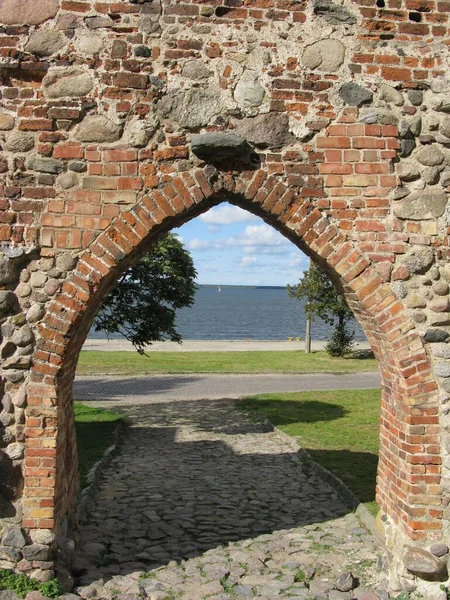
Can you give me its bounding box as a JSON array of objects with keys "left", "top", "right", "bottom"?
[
  {"left": 94, "top": 233, "right": 197, "bottom": 353},
  {"left": 287, "top": 262, "right": 355, "bottom": 357}
]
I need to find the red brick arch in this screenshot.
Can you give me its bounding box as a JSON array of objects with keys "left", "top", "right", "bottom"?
[{"left": 26, "top": 163, "right": 440, "bottom": 554}]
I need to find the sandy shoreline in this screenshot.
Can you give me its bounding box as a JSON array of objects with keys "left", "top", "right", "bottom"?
[{"left": 82, "top": 339, "right": 371, "bottom": 352}]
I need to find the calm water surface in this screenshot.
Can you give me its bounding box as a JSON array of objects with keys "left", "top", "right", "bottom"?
[{"left": 89, "top": 285, "right": 366, "bottom": 341}]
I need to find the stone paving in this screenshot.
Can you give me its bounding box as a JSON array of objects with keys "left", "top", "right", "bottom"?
[{"left": 72, "top": 378, "right": 387, "bottom": 600}]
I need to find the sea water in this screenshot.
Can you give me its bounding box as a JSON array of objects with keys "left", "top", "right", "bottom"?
[{"left": 88, "top": 284, "right": 366, "bottom": 341}]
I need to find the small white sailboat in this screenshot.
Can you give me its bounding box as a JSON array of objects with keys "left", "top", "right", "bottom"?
[{"left": 218, "top": 286, "right": 221, "bottom": 292}]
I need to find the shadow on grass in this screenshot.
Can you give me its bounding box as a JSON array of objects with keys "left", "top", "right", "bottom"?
[
  {"left": 237, "top": 399, "right": 348, "bottom": 425},
  {"left": 75, "top": 420, "right": 124, "bottom": 488},
  {"left": 307, "top": 449, "right": 378, "bottom": 504},
  {"left": 350, "top": 349, "right": 375, "bottom": 360}
]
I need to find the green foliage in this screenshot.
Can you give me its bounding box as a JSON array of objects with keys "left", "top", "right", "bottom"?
[
  {"left": 94, "top": 233, "right": 197, "bottom": 353},
  {"left": 287, "top": 263, "right": 355, "bottom": 357},
  {"left": 0, "top": 569, "right": 61, "bottom": 599},
  {"left": 294, "top": 569, "right": 308, "bottom": 582},
  {"left": 325, "top": 325, "right": 355, "bottom": 357}
]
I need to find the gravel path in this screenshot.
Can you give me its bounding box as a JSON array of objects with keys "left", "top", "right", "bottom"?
[{"left": 72, "top": 374, "right": 385, "bottom": 599}]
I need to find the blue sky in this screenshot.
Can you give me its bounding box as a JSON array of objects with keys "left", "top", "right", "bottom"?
[{"left": 173, "top": 203, "right": 309, "bottom": 286}]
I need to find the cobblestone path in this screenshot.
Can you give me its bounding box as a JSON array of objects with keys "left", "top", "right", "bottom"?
[{"left": 74, "top": 386, "right": 384, "bottom": 600}]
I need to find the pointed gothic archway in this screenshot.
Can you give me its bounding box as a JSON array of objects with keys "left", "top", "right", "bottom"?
[{"left": 24, "top": 164, "right": 440, "bottom": 578}]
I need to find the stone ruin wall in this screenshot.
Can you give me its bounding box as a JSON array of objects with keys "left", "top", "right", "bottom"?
[{"left": 1, "top": 0, "right": 450, "bottom": 593}]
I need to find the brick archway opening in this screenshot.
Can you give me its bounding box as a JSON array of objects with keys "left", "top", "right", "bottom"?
[{"left": 24, "top": 166, "right": 439, "bottom": 580}]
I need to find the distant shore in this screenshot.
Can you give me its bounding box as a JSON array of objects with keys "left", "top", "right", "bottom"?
[{"left": 82, "top": 339, "right": 371, "bottom": 353}]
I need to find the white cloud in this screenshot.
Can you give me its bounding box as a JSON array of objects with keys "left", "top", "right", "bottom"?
[
  {"left": 200, "top": 205, "right": 258, "bottom": 226},
  {"left": 243, "top": 245, "right": 289, "bottom": 256},
  {"left": 240, "top": 256, "right": 257, "bottom": 267},
  {"left": 225, "top": 224, "right": 289, "bottom": 248},
  {"left": 186, "top": 238, "right": 215, "bottom": 251}
]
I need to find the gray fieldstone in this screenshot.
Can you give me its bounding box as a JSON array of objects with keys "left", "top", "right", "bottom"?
[
  {"left": 0, "top": 113, "right": 15, "bottom": 131},
  {"left": 0, "top": 291, "right": 16, "bottom": 314},
  {"left": 157, "top": 87, "right": 221, "bottom": 130},
  {"left": 378, "top": 83, "right": 403, "bottom": 106},
  {"left": 435, "top": 363, "right": 450, "bottom": 378},
  {"left": 339, "top": 82, "right": 373, "bottom": 107},
  {"left": 403, "top": 546, "right": 447, "bottom": 580},
  {"left": 24, "top": 30, "right": 66, "bottom": 56},
  {"left": 42, "top": 67, "right": 94, "bottom": 99},
  {"left": 0, "top": 590, "right": 20, "bottom": 600},
  {"left": 126, "top": 116, "right": 158, "bottom": 148},
  {"left": 0, "top": 545, "right": 21, "bottom": 562},
  {"left": 26, "top": 303, "right": 45, "bottom": 323},
  {"left": 191, "top": 133, "right": 251, "bottom": 161},
  {"left": 76, "top": 34, "right": 104, "bottom": 56},
  {"left": 408, "top": 89, "right": 424, "bottom": 106},
  {"left": 4, "top": 131, "right": 34, "bottom": 153},
  {"left": 56, "top": 171, "right": 79, "bottom": 189},
  {"left": 409, "top": 115, "right": 422, "bottom": 136},
  {"left": 26, "top": 155, "right": 64, "bottom": 174},
  {"left": 423, "top": 328, "right": 450, "bottom": 343},
  {"left": 430, "top": 297, "right": 450, "bottom": 312},
  {"left": 302, "top": 39, "right": 345, "bottom": 72},
  {"left": 181, "top": 61, "right": 212, "bottom": 80},
  {"left": 441, "top": 117, "right": 450, "bottom": 139},
  {"left": 430, "top": 544, "right": 449, "bottom": 557},
  {"left": 0, "top": 256, "right": 18, "bottom": 285},
  {"left": 390, "top": 187, "right": 411, "bottom": 201},
  {"left": 5, "top": 443, "right": 25, "bottom": 460},
  {"left": 234, "top": 70, "right": 265, "bottom": 108},
  {"left": 431, "top": 344, "right": 450, "bottom": 359},
  {"left": 402, "top": 248, "right": 434, "bottom": 275},
  {"left": 76, "top": 114, "right": 122, "bottom": 143},
  {"left": 405, "top": 293, "right": 426, "bottom": 308},
  {"left": 415, "top": 144, "right": 445, "bottom": 166},
  {"left": 441, "top": 170, "right": 450, "bottom": 186},
  {"left": 29, "top": 529, "right": 55, "bottom": 545},
  {"left": 30, "top": 271, "right": 47, "bottom": 288},
  {"left": 232, "top": 113, "right": 291, "bottom": 149},
  {"left": 69, "top": 161, "right": 86, "bottom": 173},
  {"left": 335, "top": 571, "right": 357, "bottom": 592},
  {"left": 134, "top": 45, "right": 151, "bottom": 57},
  {"left": 314, "top": 0, "right": 357, "bottom": 24},
  {"left": 433, "top": 281, "right": 449, "bottom": 296},
  {"left": 22, "top": 544, "right": 51, "bottom": 561},
  {"left": 85, "top": 15, "right": 113, "bottom": 29},
  {"left": 56, "top": 253, "right": 77, "bottom": 271},
  {"left": 11, "top": 325, "right": 34, "bottom": 347},
  {"left": 0, "top": 0, "right": 59, "bottom": 25},
  {"left": 396, "top": 161, "right": 420, "bottom": 181},
  {"left": 1, "top": 526, "right": 26, "bottom": 548},
  {"left": 422, "top": 166, "right": 441, "bottom": 185},
  {"left": 393, "top": 189, "right": 447, "bottom": 220},
  {"left": 399, "top": 133, "right": 416, "bottom": 158}
]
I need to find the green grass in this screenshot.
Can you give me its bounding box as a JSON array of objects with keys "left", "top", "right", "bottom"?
[
  {"left": 74, "top": 402, "right": 126, "bottom": 488},
  {"left": 77, "top": 350, "right": 377, "bottom": 375},
  {"left": 237, "top": 388, "right": 381, "bottom": 514}
]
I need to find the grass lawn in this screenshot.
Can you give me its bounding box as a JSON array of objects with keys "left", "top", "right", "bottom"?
[
  {"left": 77, "top": 350, "right": 378, "bottom": 375},
  {"left": 74, "top": 402, "right": 126, "bottom": 488},
  {"left": 237, "top": 388, "right": 381, "bottom": 515}
]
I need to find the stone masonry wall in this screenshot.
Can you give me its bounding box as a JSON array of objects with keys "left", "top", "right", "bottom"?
[{"left": 1, "top": 0, "right": 450, "bottom": 592}]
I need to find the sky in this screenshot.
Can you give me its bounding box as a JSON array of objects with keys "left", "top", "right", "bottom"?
[{"left": 173, "top": 203, "right": 310, "bottom": 286}]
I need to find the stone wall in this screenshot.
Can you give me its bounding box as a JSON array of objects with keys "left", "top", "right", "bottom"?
[{"left": 0, "top": 0, "right": 450, "bottom": 593}]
